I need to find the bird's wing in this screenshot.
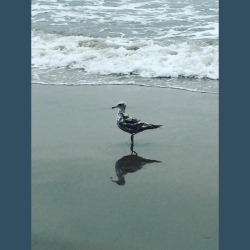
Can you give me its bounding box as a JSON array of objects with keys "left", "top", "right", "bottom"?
[
  {"left": 122, "top": 113, "right": 141, "bottom": 124},
  {"left": 118, "top": 113, "right": 161, "bottom": 134},
  {"left": 122, "top": 113, "right": 141, "bottom": 123}
]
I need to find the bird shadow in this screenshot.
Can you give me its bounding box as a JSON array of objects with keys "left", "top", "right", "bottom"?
[{"left": 111, "top": 145, "right": 161, "bottom": 186}]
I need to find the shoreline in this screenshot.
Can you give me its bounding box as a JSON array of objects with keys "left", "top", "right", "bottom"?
[{"left": 31, "top": 81, "right": 219, "bottom": 94}]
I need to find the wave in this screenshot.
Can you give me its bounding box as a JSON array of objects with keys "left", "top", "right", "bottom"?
[{"left": 32, "top": 30, "right": 218, "bottom": 80}]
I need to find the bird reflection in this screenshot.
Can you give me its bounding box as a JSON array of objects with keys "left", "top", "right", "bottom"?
[{"left": 111, "top": 147, "right": 161, "bottom": 186}]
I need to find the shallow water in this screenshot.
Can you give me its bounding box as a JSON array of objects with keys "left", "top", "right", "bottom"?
[
  {"left": 32, "top": 85, "right": 218, "bottom": 250},
  {"left": 33, "top": 68, "right": 218, "bottom": 93}
]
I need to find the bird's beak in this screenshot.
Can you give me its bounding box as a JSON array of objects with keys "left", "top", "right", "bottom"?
[{"left": 112, "top": 105, "right": 118, "bottom": 109}]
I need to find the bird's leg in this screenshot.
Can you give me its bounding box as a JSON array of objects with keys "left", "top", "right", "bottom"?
[
  {"left": 130, "top": 134, "right": 134, "bottom": 145},
  {"left": 130, "top": 143, "right": 134, "bottom": 152},
  {"left": 130, "top": 134, "right": 134, "bottom": 151}
]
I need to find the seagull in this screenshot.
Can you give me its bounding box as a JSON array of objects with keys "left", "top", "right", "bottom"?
[{"left": 112, "top": 101, "right": 162, "bottom": 145}]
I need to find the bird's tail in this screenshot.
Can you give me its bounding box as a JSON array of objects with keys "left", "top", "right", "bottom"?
[
  {"left": 149, "top": 124, "right": 162, "bottom": 129},
  {"left": 142, "top": 124, "right": 162, "bottom": 131},
  {"left": 151, "top": 124, "right": 162, "bottom": 129}
]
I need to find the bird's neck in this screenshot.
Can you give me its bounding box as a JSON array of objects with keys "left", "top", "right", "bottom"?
[{"left": 118, "top": 108, "right": 125, "bottom": 115}]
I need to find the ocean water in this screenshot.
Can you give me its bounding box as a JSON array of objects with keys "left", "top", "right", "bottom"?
[{"left": 32, "top": 0, "right": 218, "bottom": 93}]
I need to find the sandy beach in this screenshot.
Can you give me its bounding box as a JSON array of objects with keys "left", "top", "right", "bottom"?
[{"left": 32, "top": 84, "right": 218, "bottom": 250}]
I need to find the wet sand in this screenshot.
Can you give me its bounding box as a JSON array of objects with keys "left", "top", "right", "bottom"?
[{"left": 32, "top": 84, "right": 218, "bottom": 250}]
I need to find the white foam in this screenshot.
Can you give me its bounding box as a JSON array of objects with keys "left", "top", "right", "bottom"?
[{"left": 32, "top": 31, "right": 218, "bottom": 79}]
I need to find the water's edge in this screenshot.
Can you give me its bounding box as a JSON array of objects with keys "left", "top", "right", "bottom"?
[{"left": 31, "top": 81, "right": 218, "bottom": 94}]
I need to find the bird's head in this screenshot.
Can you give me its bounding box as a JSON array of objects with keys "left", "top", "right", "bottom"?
[{"left": 112, "top": 101, "right": 126, "bottom": 112}]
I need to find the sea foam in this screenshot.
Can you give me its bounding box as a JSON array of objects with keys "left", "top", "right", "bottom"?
[{"left": 32, "top": 31, "right": 218, "bottom": 80}]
